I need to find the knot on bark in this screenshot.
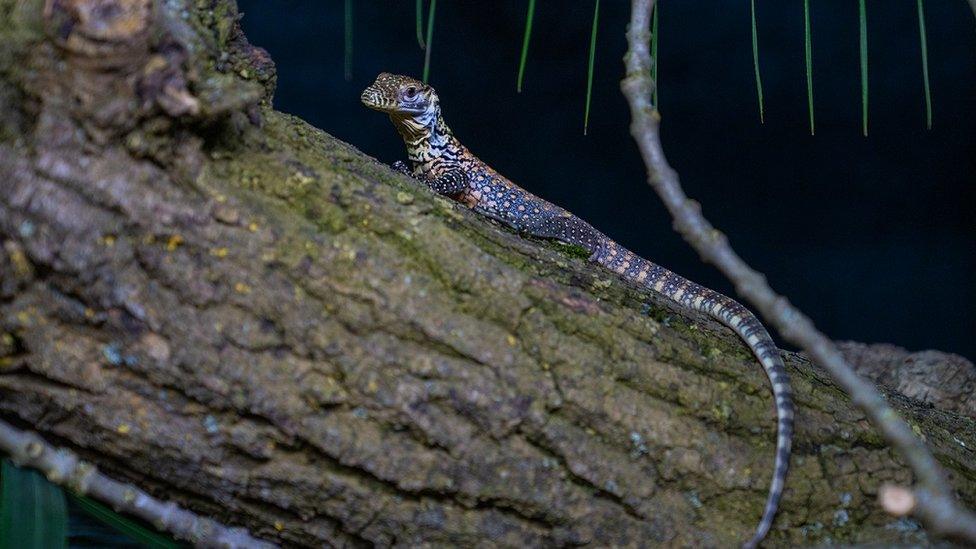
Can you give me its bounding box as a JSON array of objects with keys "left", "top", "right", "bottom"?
[
  {"left": 44, "top": 0, "right": 152, "bottom": 68},
  {"left": 34, "top": 0, "right": 264, "bottom": 142}
]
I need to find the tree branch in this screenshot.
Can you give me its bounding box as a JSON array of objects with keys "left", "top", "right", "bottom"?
[
  {"left": 620, "top": 0, "right": 976, "bottom": 543},
  {"left": 0, "top": 0, "right": 973, "bottom": 545},
  {"left": 0, "top": 418, "right": 274, "bottom": 548}
]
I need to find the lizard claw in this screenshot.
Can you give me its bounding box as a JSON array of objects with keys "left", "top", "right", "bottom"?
[
  {"left": 392, "top": 160, "right": 412, "bottom": 176},
  {"left": 587, "top": 241, "right": 607, "bottom": 264}
]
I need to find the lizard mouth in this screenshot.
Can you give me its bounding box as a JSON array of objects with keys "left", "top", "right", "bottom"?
[
  {"left": 361, "top": 87, "right": 427, "bottom": 116},
  {"left": 360, "top": 88, "right": 389, "bottom": 111}
]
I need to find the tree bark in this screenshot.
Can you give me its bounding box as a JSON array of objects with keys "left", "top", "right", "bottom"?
[{"left": 0, "top": 1, "right": 973, "bottom": 547}]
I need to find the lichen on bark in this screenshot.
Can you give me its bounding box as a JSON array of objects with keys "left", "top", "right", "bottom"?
[{"left": 0, "top": 0, "right": 974, "bottom": 547}]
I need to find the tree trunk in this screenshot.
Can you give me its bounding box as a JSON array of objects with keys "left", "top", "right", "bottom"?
[{"left": 0, "top": 1, "right": 973, "bottom": 546}]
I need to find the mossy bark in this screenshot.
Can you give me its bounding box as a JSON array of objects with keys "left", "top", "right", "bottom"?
[{"left": 0, "top": 1, "right": 973, "bottom": 546}]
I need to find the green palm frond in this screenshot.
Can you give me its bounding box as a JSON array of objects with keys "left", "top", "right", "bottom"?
[
  {"left": 917, "top": 0, "right": 932, "bottom": 129},
  {"left": 416, "top": 0, "right": 426, "bottom": 49},
  {"left": 858, "top": 0, "right": 868, "bottom": 136},
  {"left": 517, "top": 0, "right": 537, "bottom": 92},
  {"left": 0, "top": 460, "right": 67, "bottom": 549},
  {"left": 422, "top": 0, "right": 437, "bottom": 82},
  {"left": 803, "top": 0, "right": 814, "bottom": 135},
  {"left": 69, "top": 494, "right": 182, "bottom": 549},
  {"left": 343, "top": 0, "right": 353, "bottom": 81},
  {"left": 584, "top": 0, "right": 600, "bottom": 135},
  {"left": 750, "top": 0, "right": 764, "bottom": 123}
]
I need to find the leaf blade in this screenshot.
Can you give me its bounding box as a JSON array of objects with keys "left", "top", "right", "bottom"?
[
  {"left": 0, "top": 459, "right": 67, "bottom": 549},
  {"left": 584, "top": 0, "right": 600, "bottom": 135},
  {"left": 517, "top": 0, "right": 537, "bottom": 92},
  {"left": 803, "top": 0, "right": 814, "bottom": 135},
  {"left": 69, "top": 494, "right": 182, "bottom": 549},
  {"left": 416, "top": 0, "right": 426, "bottom": 49},
  {"left": 422, "top": 0, "right": 437, "bottom": 82},
  {"left": 751, "top": 0, "right": 764, "bottom": 123},
  {"left": 859, "top": 0, "right": 868, "bottom": 136},
  {"left": 343, "top": 0, "right": 353, "bottom": 81},
  {"left": 917, "top": 0, "right": 932, "bottom": 129}
]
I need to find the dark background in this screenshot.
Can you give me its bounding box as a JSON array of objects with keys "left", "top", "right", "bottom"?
[{"left": 236, "top": 1, "right": 976, "bottom": 360}]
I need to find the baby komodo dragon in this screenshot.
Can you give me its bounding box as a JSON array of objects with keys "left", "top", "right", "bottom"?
[{"left": 362, "top": 73, "right": 793, "bottom": 548}]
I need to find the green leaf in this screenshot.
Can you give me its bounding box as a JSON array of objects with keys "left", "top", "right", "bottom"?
[
  {"left": 858, "top": 0, "right": 868, "bottom": 136},
  {"left": 803, "top": 0, "right": 814, "bottom": 135},
  {"left": 583, "top": 0, "right": 600, "bottom": 135},
  {"left": 750, "top": 0, "right": 765, "bottom": 123},
  {"left": 516, "top": 0, "right": 536, "bottom": 92},
  {"left": 416, "top": 0, "right": 426, "bottom": 49},
  {"left": 343, "top": 0, "right": 353, "bottom": 81},
  {"left": 0, "top": 459, "right": 67, "bottom": 549},
  {"left": 69, "top": 494, "right": 182, "bottom": 549},
  {"left": 917, "top": 0, "right": 932, "bottom": 129},
  {"left": 422, "top": 0, "right": 437, "bottom": 82}
]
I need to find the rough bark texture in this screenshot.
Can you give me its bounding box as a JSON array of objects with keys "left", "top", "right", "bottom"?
[
  {"left": 0, "top": 1, "right": 973, "bottom": 547},
  {"left": 839, "top": 342, "right": 976, "bottom": 420}
]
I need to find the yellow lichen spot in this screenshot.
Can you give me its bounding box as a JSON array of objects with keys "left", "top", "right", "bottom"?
[
  {"left": 8, "top": 248, "right": 31, "bottom": 277},
  {"left": 248, "top": 222, "right": 259, "bottom": 232},
  {"left": 117, "top": 423, "right": 131, "bottom": 435},
  {"left": 585, "top": 428, "right": 597, "bottom": 436},
  {"left": 166, "top": 234, "right": 183, "bottom": 251},
  {"left": 506, "top": 334, "right": 517, "bottom": 347},
  {"left": 288, "top": 171, "right": 315, "bottom": 187},
  {"left": 215, "top": 194, "right": 227, "bottom": 203},
  {"left": 15, "top": 310, "right": 32, "bottom": 326},
  {"left": 101, "top": 235, "right": 116, "bottom": 247},
  {"left": 84, "top": 308, "right": 96, "bottom": 319},
  {"left": 366, "top": 379, "right": 378, "bottom": 393},
  {"left": 210, "top": 247, "right": 229, "bottom": 258},
  {"left": 274, "top": 521, "right": 284, "bottom": 532},
  {"left": 234, "top": 282, "right": 252, "bottom": 295}
]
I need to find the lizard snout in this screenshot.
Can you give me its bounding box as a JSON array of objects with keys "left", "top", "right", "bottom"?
[{"left": 360, "top": 88, "right": 379, "bottom": 107}]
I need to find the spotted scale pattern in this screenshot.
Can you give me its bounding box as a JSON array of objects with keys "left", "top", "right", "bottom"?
[{"left": 363, "top": 73, "right": 793, "bottom": 548}]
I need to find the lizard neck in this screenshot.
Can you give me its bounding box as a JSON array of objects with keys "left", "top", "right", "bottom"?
[{"left": 391, "top": 110, "right": 462, "bottom": 167}]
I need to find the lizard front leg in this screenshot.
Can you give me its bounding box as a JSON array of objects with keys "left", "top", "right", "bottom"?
[
  {"left": 423, "top": 168, "right": 468, "bottom": 196},
  {"left": 392, "top": 163, "right": 467, "bottom": 196},
  {"left": 392, "top": 160, "right": 412, "bottom": 176}
]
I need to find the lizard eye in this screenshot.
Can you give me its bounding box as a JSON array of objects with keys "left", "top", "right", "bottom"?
[{"left": 404, "top": 86, "right": 418, "bottom": 99}]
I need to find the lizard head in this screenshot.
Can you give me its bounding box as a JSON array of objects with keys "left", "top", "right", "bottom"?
[{"left": 361, "top": 73, "right": 439, "bottom": 119}]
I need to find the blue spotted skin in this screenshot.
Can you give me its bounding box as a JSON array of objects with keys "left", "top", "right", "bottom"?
[{"left": 363, "top": 73, "right": 793, "bottom": 548}]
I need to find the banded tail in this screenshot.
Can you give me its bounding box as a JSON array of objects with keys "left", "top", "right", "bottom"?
[{"left": 595, "top": 241, "right": 793, "bottom": 548}]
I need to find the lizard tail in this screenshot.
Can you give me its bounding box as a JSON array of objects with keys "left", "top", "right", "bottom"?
[{"left": 597, "top": 244, "right": 793, "bottom": 548}]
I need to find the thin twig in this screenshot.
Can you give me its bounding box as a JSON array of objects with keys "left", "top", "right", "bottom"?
[
  {"left": 0, "top": 418, "right": 276, "bottom": 549},
  {"left": 621, "top": 0, "right": 976, "bottom": 543}
]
